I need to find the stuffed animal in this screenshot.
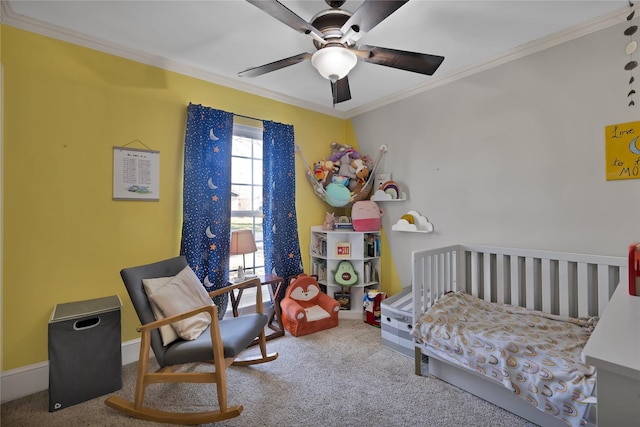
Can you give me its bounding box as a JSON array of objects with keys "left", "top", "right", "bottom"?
[
  {"left": 312, "top": 160, "right": 335, "bottom": 185},
  {"left": 331, "top": 174, "right": 349, "bottom": 186},
  {"left": 352, "top": 200, "right": 382, "bottom": 231},
  {"left": 361, "top": 153, "right": 374, "bottom": 171},
  {"left": 323, "top": 212, "right": 335, "bottom": 231},
  {"left": 333, "top": 260, "right": 358, "bottom": 287},
  {"left": 338, "top": 154, "right": 356, "bottom": 179},
  {"left": 349, "top": 177, "right": 366, "bottom": 193},
  {"left": 325, "top": 182, "right": 351, "bottom": 207},
  {"left": 349, "top": 158, "right": 370, "bottom": 192},
  {"left": 351, "top": 158, "right": 369, "bottom": 179},
  {"left": 312, "top": 162, "right": 325, "bottom": 181},
  {"left": 329, "top": 142, "right": 353, "bottom": 162}
]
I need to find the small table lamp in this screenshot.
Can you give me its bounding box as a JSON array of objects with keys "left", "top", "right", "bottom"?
[{"left": 230, "top": 229, "right": 257, "bottom": 279}]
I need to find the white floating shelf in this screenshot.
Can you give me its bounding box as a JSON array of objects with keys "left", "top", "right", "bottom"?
[
  {"left": 370, "top": 190, "right": 407, "bottom": 202},
  {"left": 391, "top": 224, "right": 433, "bottom": 233},
  {"left": 391, "top": 210, "right": 434, "bottom": 233}
]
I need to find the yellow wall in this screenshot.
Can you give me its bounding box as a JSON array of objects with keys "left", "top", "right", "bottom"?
[{"left": 1, "top": 25, "right": 401, "bottom": 372}]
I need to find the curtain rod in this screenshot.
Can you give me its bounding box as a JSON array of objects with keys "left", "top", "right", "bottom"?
[
  {"left": 233, "top": 113, "right": 264, "bottom": 122},
  {"left": 233, "top": 113, "right": 289, "bottom": 126}
]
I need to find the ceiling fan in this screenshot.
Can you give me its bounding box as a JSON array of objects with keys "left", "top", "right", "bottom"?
[{"left": 238, "top": 0, "right": 445, "bottom": 105}]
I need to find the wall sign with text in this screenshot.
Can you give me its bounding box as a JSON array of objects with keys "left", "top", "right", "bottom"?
[
  {"left": 605, "top": 120, "right": 640, "bottom": 181},
  {"left": 113, "top": 147, "right": 160, "bottom": 200}
]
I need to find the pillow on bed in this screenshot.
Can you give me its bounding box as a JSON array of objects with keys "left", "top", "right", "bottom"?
[
  {"left": 142, "top": 276, "right": 180, "bottom": 346},
  {"left": 147, "top": 266, "right": 214, "bottom": 341}
]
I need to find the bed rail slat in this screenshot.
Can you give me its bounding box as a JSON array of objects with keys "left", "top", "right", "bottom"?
[
  {"left": 428, "top": 254, "right": 436, "bottom": 305},
  {"left": 496, "top": 254, "right": 506, "bottom": 304},
  {"left": 441, "top": 252, "right": 448, "bottom": 297},
  {"left": 577, "top": 262, "right": 589, "bottom": 318},
  {"left": 413, "top": 254, "right": 426, "bottom": 315},
  {"left": 471, "top": 251, "right": 480, "bottom": 298},
  {"left": 427, "top": 254, "right": 433, "bottom": 310},
  {"left": 597, "top": 264, "right": 609, "bottom": 316},
  {"left": 510, "top": 256, "right": 520, "bottom": 307},
  {"left": 541, "top": 259, "right": 552, "bottom": 314},
  {"left": 525, "top": 257, "right": 535, "bottom": 310},
  {"left": 433, "top": 254, "right": 447, "bottom": 300},
  {"left": 436, "top": 256, "right": 440, "bottom": 298},
  {"left": 558, "top": 260, "right": 570, "bottom": 317},
  {"left": 451, "top": 250, "right": 458, "bottom": 293},
  {"left": 483, "top": 253, "right": 492, "bottom": 302}
]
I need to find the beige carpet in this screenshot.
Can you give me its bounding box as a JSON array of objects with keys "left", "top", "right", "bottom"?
[{"left": 1, "top": 320, "right": 535, "bottom": 426}]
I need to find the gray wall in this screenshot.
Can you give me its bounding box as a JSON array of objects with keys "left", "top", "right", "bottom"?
[{"left": 351, "top": 22, "right": 639, "bottom": 288}]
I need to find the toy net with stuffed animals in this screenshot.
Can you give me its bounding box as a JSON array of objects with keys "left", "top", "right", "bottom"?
[{"left": 295, "top": 143, "right": 388, "bottom": 208}]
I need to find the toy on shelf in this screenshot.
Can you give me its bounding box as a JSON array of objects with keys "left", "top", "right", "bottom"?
[
  {"left": 333, "top": 260, "right": 358, "bottom": 287},
  {"left": 323, "top": 212, "right": 335, "bottom": 231},
  {"left": 333, "top": 216, "right": 353, "bottom": 230},
  {"left": 392, "top": 211, "right": 434, "bottom": 233},
  {"left": 370, "top": 180, "right": 407, "bottom": 201}
]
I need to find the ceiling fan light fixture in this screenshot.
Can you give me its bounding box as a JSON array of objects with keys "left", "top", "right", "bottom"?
[{"left": 311, "top": 46, "right": 357, "bottom": 82}]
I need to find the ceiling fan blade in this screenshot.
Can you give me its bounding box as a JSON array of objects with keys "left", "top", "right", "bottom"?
[
  {"left": 331, "top": 76, "right": 351, "bottom": 105},
  {"left": 348, "top": 47, "right": 372, "bottom": 59},
  {"left": 246, "top": 0, "right": 325, "bottom": 45},
  {"left": 360, "top": 45, "right": 444, "bottom": 75},
  {"left": 238, "top": 53, "right": 312, "bottom": 78},
  {"left": 340, "top": 0, "right": 409, "bottom": 37}
]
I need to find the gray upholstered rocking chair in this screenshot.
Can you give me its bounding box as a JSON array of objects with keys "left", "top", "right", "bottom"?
[{"left": 104, "top": 256, "right": 278, "bottom": 425}]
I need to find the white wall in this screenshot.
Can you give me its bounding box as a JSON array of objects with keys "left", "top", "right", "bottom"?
[{"left": 352, "top": 22, "right": 640, "bottom": 288}]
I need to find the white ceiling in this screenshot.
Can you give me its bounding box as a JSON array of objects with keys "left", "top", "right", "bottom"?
[{"left": 2, "top": 0, "right": 630, "bottom": 118}]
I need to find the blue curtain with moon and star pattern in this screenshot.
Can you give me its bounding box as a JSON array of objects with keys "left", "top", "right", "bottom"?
[
  {"left": 180, "top": 103, "right": 233, "bottom": 315},
  {"left": 262, "top": 121, "right": 303, "bottom": 298}
]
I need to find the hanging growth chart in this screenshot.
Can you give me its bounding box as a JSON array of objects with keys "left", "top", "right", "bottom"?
[{"left": 113, "top": 146, "right": 160, "bottom": 200}]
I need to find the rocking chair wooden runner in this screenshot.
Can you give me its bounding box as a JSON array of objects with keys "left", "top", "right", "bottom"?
[{"left": 105, "top": 256, "right": 278, "bottom": 425}]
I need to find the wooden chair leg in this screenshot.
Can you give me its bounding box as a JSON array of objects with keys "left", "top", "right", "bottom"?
[
  {"left": 258, "top": 329, "right": 269, "bottom": 359},
  {"left": 233, "top": 328, "right": 278, "bottom": 366},
  {"left": 134, "top": 331, "right": 151, "bottom": 410},
  {"left": 210, "top": 314, "right": 228, "bottom": 413}
]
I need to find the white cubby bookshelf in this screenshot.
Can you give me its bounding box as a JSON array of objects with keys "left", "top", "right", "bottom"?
[{"left": 310, "top": 226, "right": 381, "bottom": 319}]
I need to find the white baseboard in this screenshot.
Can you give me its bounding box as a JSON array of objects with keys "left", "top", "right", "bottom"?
[{"left": 0, "top": 338, "right": 141, "bottom": 404}]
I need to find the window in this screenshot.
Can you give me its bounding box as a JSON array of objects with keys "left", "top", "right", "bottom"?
[
  {"left": 229, "top": 123, "right": 270, "bottom": 312},
  {"left": 230, "top": 123, "right": 264, "bottom": 276}
]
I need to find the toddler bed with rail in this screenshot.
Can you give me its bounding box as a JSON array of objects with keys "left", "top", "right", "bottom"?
[{"left": 410, "top": 244, "right": 627, "bottom": 427}]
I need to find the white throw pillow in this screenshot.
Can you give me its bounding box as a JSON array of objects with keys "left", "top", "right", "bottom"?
[
  {"left": 147, "top": 266, "right": 214, "bottom": 341},
  {"left": 142, "top": 276, "right": 180, "bottom": 346}
]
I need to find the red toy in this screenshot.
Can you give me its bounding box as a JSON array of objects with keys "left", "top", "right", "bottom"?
[
  {"left": 363, "top": 289, "right": 387, "bottom": 327},
  {"left": 629, "top": 243, "right": 640, "bottom": 296},
  {"left": 280, "top": 274, "right": 340, "bottom": 337}
]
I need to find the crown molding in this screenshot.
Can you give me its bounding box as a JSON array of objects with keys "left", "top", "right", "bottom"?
[{"left": 1, "top": 1, "right": 628, "bottom": 120}]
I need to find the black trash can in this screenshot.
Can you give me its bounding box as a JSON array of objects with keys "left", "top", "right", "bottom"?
[{"left": 48, "top": 295, "right": 122, "bottom": 411}]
